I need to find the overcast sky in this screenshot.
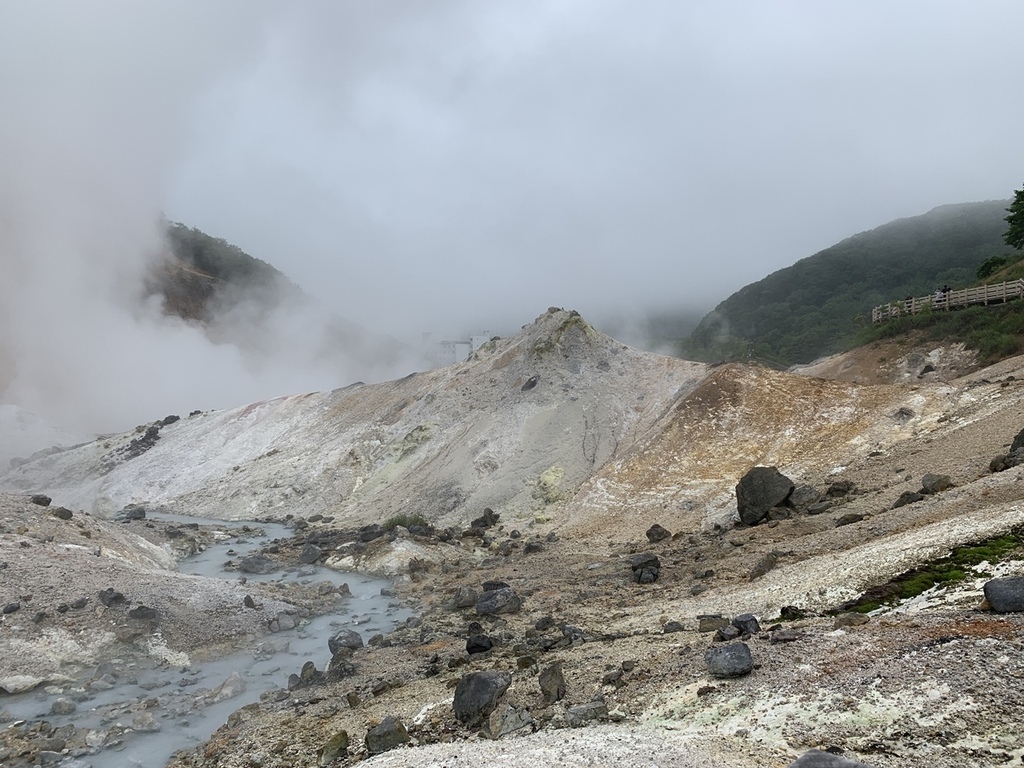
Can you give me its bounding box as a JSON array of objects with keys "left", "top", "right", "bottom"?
[{"left": 2, "top": 0, "right": 1023, "bottom": 434}]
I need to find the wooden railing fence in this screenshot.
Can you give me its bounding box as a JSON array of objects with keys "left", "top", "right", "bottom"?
[{"left": 871, "top": 279, "right": 1024, "bottom": 324}]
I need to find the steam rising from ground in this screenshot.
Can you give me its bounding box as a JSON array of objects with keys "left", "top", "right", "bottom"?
[{"left": 0, "top": 2, "right": 418, "bottom": 440}]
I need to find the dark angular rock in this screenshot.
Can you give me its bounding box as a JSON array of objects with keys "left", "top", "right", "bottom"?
[
  {"left": 319, "top": 731, "right": 349, "bottom": 763},
  {"left": 891, "top": 491, "right": 924, "bottom": 509},
  {"left": 128, "top": 605, "right": 157, "bottom": 620},
  {"left": 472, "top": 508, "right": 500, "bottom": 529},
  {"left": 453, "top": 670, "right": 512, "bottom": 727},
  {"left": 826, "top": 481, "right": 856, "bottom": 498},
  {"left": 1011, "top": 426, "right": 1024, "bottom": 454},
  {"left": 523, "top": 540, "right": 545, "bottom": 554},
  {"left": 237, "top": 554, "right": 278, "bottom": 574},
  {"left": 50, "top": 507, "right": 73, "bottom": 520},
  {"left": 476, "top": 587, "right": 522, "bottom": 615},
  {"left": 770, "top": 628, "right": 804, "bottom": 643},
  {"left": 779, "top": 605, "right": 805, "bottom": 620},
  {"left": 646, "top": 524, "right": 672, "bottom": 543},
  {"left": 364, "top": 716, "right": 410, "bottom": 755},
  {"left": 697, "top": 615, "right": 729, "bottom": 633},
  {"left": 449, "top": 586, "right": 479, "bottom": 610},
  {"left": 29, "top": 494, "right": 52, "bottom": 507},
  {"left": 566, "top": 700, "right": 608, "bottom": 727},
  {"left": 466, "top": 634, "right": 493, "bottom": 654},
  {"left": 328, "top": 629, "right": 364, "bottom": 655},
  {"left": 662, "top": 621, "right": 685, "bottom": 633},
  {"left": 732, "top": 613, "right": 761, "bottom": 635},
  {"left": 735, "top": 466, "right": 795, "bottom": 526},
  {"left": 788, "top": 750, "right": 872, "bottom": 767},
  {"left": 983, "top": 577, "right": 1024, "bottom": 613},
  {"left": 539, "top": 662, "right": 565, "bottom": 704},
  {"left": 835, "top": 513, "right": 864, "bottom": 527},
  {"left": 2, "top": 602, "right": 20, "bottom": 614},
  {"left": 358, "top": 524, "right": 384, "bottom": 542},
  {"left": 481, "top": 580, "right": 509, "bottom": 592},
  {"left": 629, "top": 551, "right": 661, "bottom": 584},
  {"left": 704, "top": 642, "right": 754, "bottom": 678},
  {"left": 789, "top": 485, "right": 821, "bottom": 508},
  {"left": 97, "top": 588, "right": 125, "bottom": 607},
  {"left": 806, "top": 501, "right": 832, "bottom": 515},
  {"left": 160, "top": 414, "right": 180, "bottom": 426},
  {"left": 297, "top": 544, "right": 323, "bottom": 565},
  {"left": 920, "top": 473, "right": 953, "bottom": 494},
  {"left": 749, "top": 552, "right": 778, "bottom": 580},
  {"left": 70, "top": 597, "right": 88, "bottom": 609},
  {"left": 715, "top": 625, "right": 741, "bottom": 641},
  {"left": 121, "top": 505, "right": 146, "bottom": 521}
]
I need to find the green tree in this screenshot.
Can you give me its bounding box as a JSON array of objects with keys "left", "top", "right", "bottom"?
[{"left": 1006, "top": 185, "right": 1024, "bottom": 250}]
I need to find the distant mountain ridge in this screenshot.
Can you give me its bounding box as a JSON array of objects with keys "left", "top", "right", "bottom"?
[{"left": 683, "top": 200, "right": 1015, "bottom": 366}]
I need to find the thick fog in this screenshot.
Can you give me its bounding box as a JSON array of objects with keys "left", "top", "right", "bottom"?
[{"left": 2, "top": 1, "right": 1023, "bottom": 440}]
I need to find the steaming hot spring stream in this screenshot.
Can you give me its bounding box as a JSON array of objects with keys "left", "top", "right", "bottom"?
[{"left": 1, "top": 516, "right": 415, "bottom": 767}]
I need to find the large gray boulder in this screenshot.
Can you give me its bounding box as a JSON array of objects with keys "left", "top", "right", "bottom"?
[
  {"left": 453, "top": 670, "right": 512, "bottom": 727},
  {"left": 704, "top": 642, "right": 754, "bottom": 678},
  {"left": 328, "top": 629, "right": 364, "bottom": 655},
  {"left": 789, "top": 750, "right": 871, "bottom": 767},
  {"left": 736, "top": 466, "right": 794, "bottom": 526},
  {"left": 983, "top": 577, "right": 1024, "bottom": 613}
]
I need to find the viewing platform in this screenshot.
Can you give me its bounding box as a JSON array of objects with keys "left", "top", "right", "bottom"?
[{"left": 871, "top": 279, "right": 1024, "bottom": 324}]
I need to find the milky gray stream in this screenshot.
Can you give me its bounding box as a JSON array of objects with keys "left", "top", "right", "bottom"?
[{"left": 2, "top": 517, "right": 414, "bottom": 767}]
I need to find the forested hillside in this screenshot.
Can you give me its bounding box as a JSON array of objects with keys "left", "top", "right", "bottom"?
[{"left": 683, "top": 200, "right": 1014, "bottom": 366}]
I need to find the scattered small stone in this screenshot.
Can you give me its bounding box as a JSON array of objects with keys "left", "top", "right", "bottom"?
[
  {"left": 364, "top": 716, "right": 409, "bottom": 755},
  {"left": 566, "top": 700, "right": 608, "bottom": 727},
  {"left": 629, "top": 552, "right": 660, "bottom": 584},
  {"left": 50, "top": 697, "right": 76, "bottom": 715},
  {"left": 50, "top": 507, "right": 73, "bottom": 520},
  {"left": 476, "top": 587, "right": 522, "bottom": 615},
  {"left": 732, "top": 613, "right": 761, "bottom": 635},
  {"left": 29, "top": 494, "right": 52, "bottom": 507},
  {"left": 319, "top": 731, "right": 349, "bottom": 765},
  {"left": 697, "top": 615, "right": 729, "bottom": 633},
  {"left": 833, "top": 612, "right": 870, "bottom": 628},
  {"left": 749, "top": 552, "right": 778, "bottom": 580},
  {"left": 788, "top": 750, "right": 872, "bottom": 767},
  {"left": 891, "top": 491, "right": 924, "bottom": 509},
  {"left": 662, "top": 621, "right": 685, "bottom": 633},
  {"left": 834, "top": 513, "right": 864, "bottom": 527},
  {"left": 466, "top": 634, "right": 493, "bottom": 654},
  {"left": 128, "top": 605, "right": 158, "bottom": 620},
  {"left": 714, "top": 625, "right": 741, "bottom": 641},
  {"left": 770, "top": 628, "right": 804, "bottom": 643},
  {"left": 2, "top": 603, "right": 20, "bottom": 614},
  {"left": 646, "top": 523, "right": 671, "bottom": 543},
  {"left": 920, "top": 473, "right": 953, "bottom": 494},
  {"left": 98, "top": 588, "right": 125, "bottom": 607},
  {"left": 538, "top": 662, "right": 566, "bottom": 704}
]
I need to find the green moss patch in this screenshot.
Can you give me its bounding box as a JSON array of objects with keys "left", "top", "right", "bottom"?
[{"left": 845, "top": 530, "right": 1024, "bottom": 613}]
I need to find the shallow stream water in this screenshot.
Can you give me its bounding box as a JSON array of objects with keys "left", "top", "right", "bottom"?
[{"left": 2, "top": 516, "right": 413, "bottom": 767}]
